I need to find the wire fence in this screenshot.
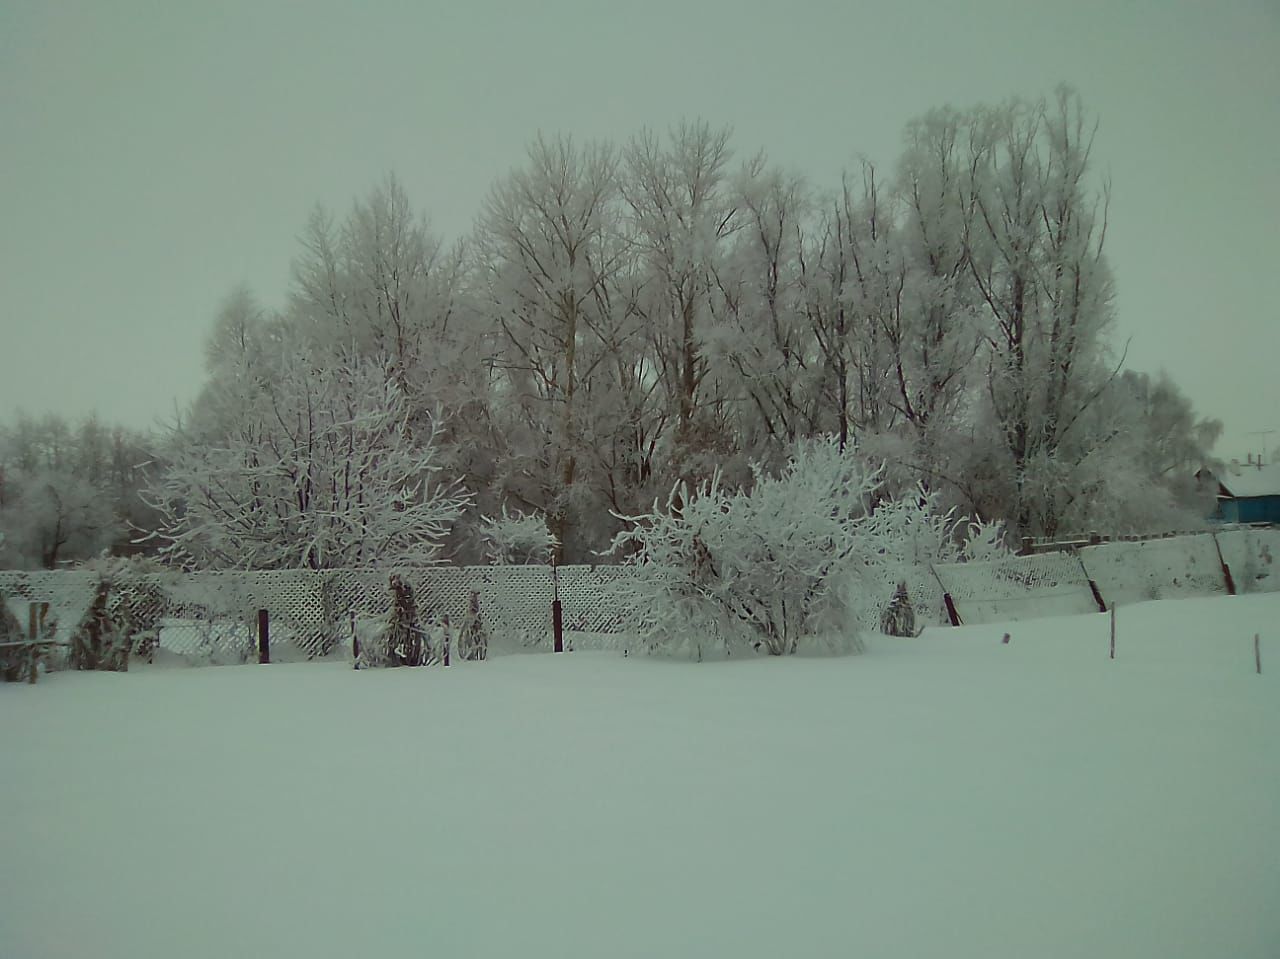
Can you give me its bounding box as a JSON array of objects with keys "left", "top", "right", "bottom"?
[
  {"left": 935, "top": 527, "right": 1279, "bottom": 625},
  {"left": 1, "top": 527, "right": 1276, "bottom": 670},
  {"left": 0, "top": 566, "right": 639, "bottom": 667}
]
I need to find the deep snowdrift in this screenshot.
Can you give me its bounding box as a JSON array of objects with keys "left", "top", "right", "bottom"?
[{"left": 2, "top": 594, "right": 1277, "bottom": 958}]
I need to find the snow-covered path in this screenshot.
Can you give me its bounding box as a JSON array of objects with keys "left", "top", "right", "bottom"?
[{"left": 2, "top": 594, "right": 1277, "bottom": 958}]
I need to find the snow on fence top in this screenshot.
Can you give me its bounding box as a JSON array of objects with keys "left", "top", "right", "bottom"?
[
  {"left": 0, "top": 570, "right": 99, "bottom": 647},
  {"left": 1213, "top": 527, "right": 1280, "bottom": 594},
  {"left": 933, "top": 551, "right": 1100, "bottom": 624},
  {"left": 1078, "top": 533, "right": 1226, "bottom": 608}
]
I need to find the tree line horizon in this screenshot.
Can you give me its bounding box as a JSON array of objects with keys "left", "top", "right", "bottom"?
[{"left": 0, "top": 87, "right": 1226, "bottom": 571}]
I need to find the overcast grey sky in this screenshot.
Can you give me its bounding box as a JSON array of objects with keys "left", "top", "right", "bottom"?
[{"left": 2, "top": 0, "right": 1277, "bottom": 457}]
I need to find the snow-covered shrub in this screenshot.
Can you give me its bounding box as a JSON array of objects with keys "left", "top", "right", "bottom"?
[
  {"left": 456, "top": 590, "right": 488, "bottom": 661},
  {"left": 478, "top": 507, "right": 558, "bottom": 565},
  {"left": 75, "top": 556, "right": 168, "bottom": 662},
  {"left": 880, "top": 583, "right": 916, "bottom": 637},
  {"left": 69, "top": 579, "right": 132, "bottom": 672},
  {"left": 852, "top": 491, "right": 1012, "bottom": 632},
  {"left": 357, "top": 574, "right": 434, "bottom": 668},
  {"left": 611, "top": 438, "right": 1011, "bottom": 657},
  {"left": 962, "top": 518, "right": 1011, "bottom": 563},
  {"left": 610, "top": 439, "right": 881, "bottom": 657},
  {"left": 0, "top": 593, "right": 27, "bottom": 681}
]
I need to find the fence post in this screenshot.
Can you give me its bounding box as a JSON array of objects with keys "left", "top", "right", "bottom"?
[
  {"left": 257, "top": 609, "right": 270, "bottom": 664},
  {"left": 1086, "top": 579, "right": 1108, "bottom": 613},
  {"left": 552, "top": 562, "right": 564, "bottom": 653},
  {"left": 942, "top": 594, "right": 962, "bottom": 628},
  {"left": 930, "top": 564, "right": 962, "bottom": 626},
  {"left": 1256, "top": 634, "right": 1262, "bottom": 675},
  {"left": 1211, "top": 532, "right": 1236, "bottom": 596},
  {"left": 1109, "top": 605, "right": 1116, "bottom": 661},
  {"left": 442, "top": 614, "right": 451, "bottom": 667},
  {"left": 1077, "top": 555, "right": 1108, "bottom": 613}
]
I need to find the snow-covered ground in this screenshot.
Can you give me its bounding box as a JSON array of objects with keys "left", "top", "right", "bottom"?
[{"left": 2, "top": 594, "right": 1277, "bottom": 958}]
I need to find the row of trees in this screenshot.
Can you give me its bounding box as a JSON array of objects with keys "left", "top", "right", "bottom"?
[
  {"left": 2, "top": 89, "right": 1223, "bottom": 571},
  {"left": 0, "top": 414, "right": 157, "bottom": 569}
]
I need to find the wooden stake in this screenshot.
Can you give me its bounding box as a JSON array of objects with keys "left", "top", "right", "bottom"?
[
  {"left": 1256, "top": 634, "right": 1262, "bottom": 675},
  {"left": 942, "top": 593, "right": 962, "bottom": 627},
  {"left": 1109, "top": 605, "right": 1116, "bottom": 660},
  {"left": 350, "top": 610, "right": 360, "bottom": 668},
  {"left": 257, "top": 609, "right": 270, "bottom": 664},
  {"left": 552, "top": 560, "right": 564, "bottom": 652}
]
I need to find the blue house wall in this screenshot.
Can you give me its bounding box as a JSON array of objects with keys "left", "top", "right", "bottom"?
[{"left": 1219, "top": 497, "right": 1280, "bottom": 524}]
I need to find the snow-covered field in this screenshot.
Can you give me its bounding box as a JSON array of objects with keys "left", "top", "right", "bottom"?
[{"left": 2, "top": 594, "right": 1278, "bottom": 958}]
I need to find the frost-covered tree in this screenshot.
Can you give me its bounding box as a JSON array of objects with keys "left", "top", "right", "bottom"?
[
  {"left": 0, "top": 413, "right": 145, "bottom": 569},
  {"left": 474, "top": 134, "right": 635, "bottom": 557},
  {"left": 884, "top": 113, "right": 983, "bottom": 489},
  {"left": 290, "top": 175, "right": 469, "bottom": 404},
  {"left": 1017, "top": 369, "right": 1221, "bottom": 535},
  {"left": 149, "top": 311, "right": 470, "bottom": 569},
  {"left": 959, "top": 88, "right": 1120, "bottom": 537},
  {"left": 0, "top": 468, "right": 120, "bottom": 570},
  {"left": 155, "top": 97, "right": 1219, "bottom": 563},
  {"left": 798, "top": 169, "right": 893, "bottom": 450},
  {"left": 712, "top": 159, "right": 821, "bottom": 456},
  {"left": 622, "top": 122, "right": 740, "bottom": 479}
]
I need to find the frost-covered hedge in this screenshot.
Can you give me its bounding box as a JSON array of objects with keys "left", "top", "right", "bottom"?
[{"left": 609, "top": 439, "right": 1005, "bottom": 658}]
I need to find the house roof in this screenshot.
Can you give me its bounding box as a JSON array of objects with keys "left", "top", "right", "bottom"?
[{"left": 1216, "top": 462, "right": 1280, "bottom": 499}]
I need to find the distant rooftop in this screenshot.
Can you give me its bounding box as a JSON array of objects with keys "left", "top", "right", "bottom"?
[{"left": 1215, "top": 460, "right": 1280, "bottom": 499}]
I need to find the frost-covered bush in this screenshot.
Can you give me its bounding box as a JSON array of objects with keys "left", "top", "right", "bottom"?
[
  {"left": 69, "top": 579, "right": 132, "bottom": 672},
  {"left": 880, "top": 583, "right": 916, "bottom": 637},
  {"left": 961, "top": 518, "right": 1011, "bottom": 562},
  {"left": 75, "top": 556, "right": 168, "bottom": 662},
  {"left": 859, "top": 492, "right": 1011, "bottom": 630},
  {"left": 609, "top": 440, "right": 871, "bottom": 657},
  {"left": 610, "top": 438, "right": 1011, "bottom": 657},
  {"left": 456, "top": 590, "right": 488, "bottom": 661},
  {"left": 356, "top": 574, "right": 435, "bottom": 668},
  {"left": 0, "top": 593, "right": 27, "bottom": 681},
  {"left": 478, "top": 507, "right": 558, "bottom": 565}
]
